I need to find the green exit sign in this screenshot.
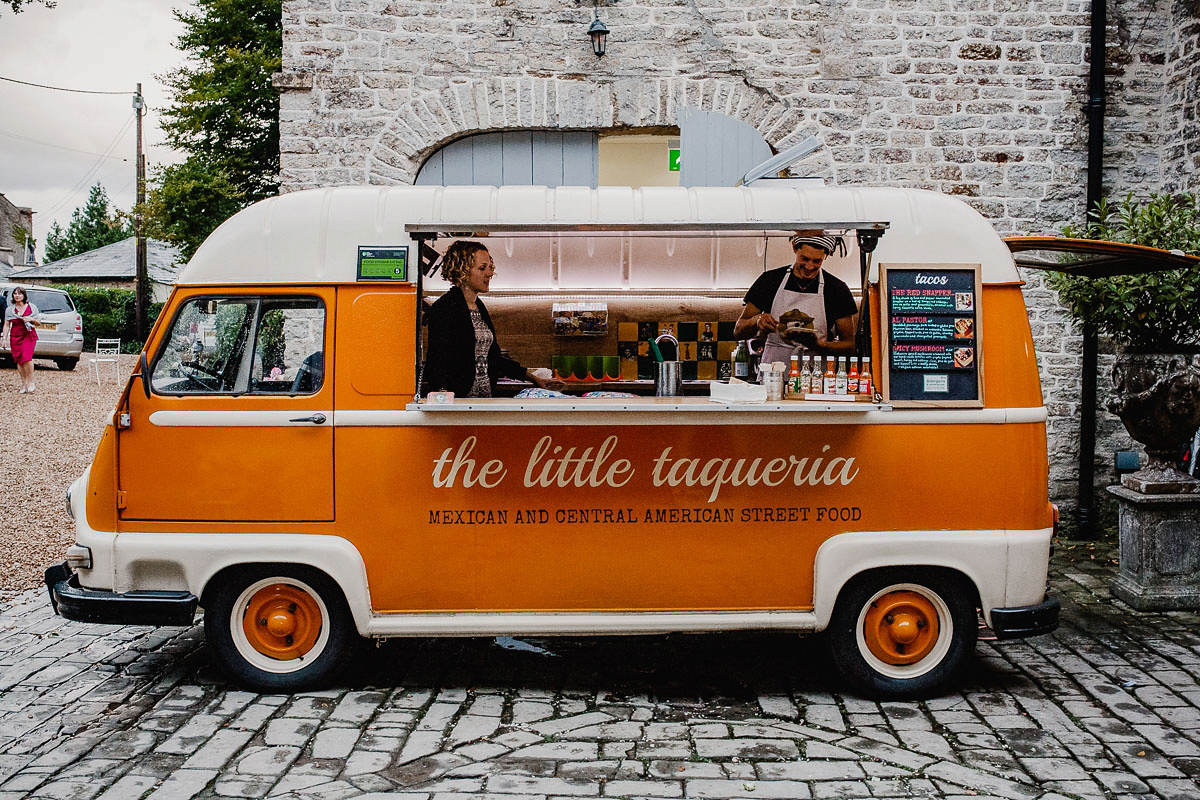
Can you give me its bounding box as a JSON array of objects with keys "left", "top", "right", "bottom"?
[{"left": 668, "top": 147, "right": 681, "bottom": 172}]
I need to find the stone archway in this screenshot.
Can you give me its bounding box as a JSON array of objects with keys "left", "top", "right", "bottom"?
[{"left": 366, "top": 76, "right": 811, "bottom": 185}]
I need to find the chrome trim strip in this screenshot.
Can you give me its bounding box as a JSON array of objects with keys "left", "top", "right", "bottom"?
[
  {"left": 148, "top": 410, "right": 334, "bottom": 427},
  {"left": 145, "top": 405, "right": 1047, "bottom": 428},
  {"left": 364, "top": 610, "right": 820, "bottom": 637}
]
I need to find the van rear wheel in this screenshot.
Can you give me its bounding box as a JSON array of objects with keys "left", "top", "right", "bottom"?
[
  {"left": 55, "top": 357, "right": 78, "bottom": 371},
  {"left": 827, "top": 567, "right": 976, "bottom": 699},
  {"left": 204, "top": 565, "right": 354, "bottom": 692}
]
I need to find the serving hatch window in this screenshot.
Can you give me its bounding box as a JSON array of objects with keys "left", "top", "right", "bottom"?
[
  {"left": 151, "top": 296, "right": 326, "bottom": 395},
  {"left": 417, "top": 229, "right": 863, "bottom": 294}
]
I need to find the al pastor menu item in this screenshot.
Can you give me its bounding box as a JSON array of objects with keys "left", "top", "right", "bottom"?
[{"left": 881, "top": 265, "right": 983, "bottom": 405}]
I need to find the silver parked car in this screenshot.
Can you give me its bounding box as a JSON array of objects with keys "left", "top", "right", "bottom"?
[{"left": 0, "top": 283, "right": 85, "bottom": 370}]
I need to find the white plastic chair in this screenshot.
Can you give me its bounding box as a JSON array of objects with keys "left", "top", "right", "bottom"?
[{"left": 88, "top": 339, "right": 121, "bottom": 385}]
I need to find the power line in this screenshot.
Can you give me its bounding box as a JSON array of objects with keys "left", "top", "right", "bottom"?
[
  {"left": 41, "top": 112, "right": 137, "bottom": 221},
  {"left": 0, "top": 74, "right": 130, "bottom": 95},
  {"left": 0, "top": 128, "right": 129, "bottom": 161}
]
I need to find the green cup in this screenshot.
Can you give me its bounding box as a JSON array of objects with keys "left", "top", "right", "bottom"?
[
  {"left": 603, "top": 355, "right": 620, "bottom": 380},
  {"left": 587, "top": 355, "right": 605, "bottom": 381}
]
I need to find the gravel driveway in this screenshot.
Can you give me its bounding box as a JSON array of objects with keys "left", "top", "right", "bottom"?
[{"left": 0, "top": 355, "right": 133, "bottom": 593}]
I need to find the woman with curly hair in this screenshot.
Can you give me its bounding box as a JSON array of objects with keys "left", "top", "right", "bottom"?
[{"left": 421, "top": 240, "right": 556, "bottom": 397}]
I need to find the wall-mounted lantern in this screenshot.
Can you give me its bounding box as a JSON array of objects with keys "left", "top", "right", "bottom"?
[{"left": 587, "top": 1, "right": 609, "bottom": 57}]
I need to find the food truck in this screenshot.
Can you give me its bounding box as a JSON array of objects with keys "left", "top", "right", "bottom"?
[{"left": 45, "top": 184, "right": 1060, "bottom": 699}]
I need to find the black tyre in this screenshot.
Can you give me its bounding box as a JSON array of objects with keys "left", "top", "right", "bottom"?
[
  {"left": 826, "top": 567, "right": 977, "bottom": 699},
  {"left": 55, "top": 357, "right": 79, "bottom": 371},
  {"left": 203, "top": 564, "right": 356, "bottom": 692}
]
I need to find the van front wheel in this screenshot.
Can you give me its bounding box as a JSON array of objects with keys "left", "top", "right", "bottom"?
[
  {"left": 827, "top": 568, "right": 977, "bottom": 699},
  {"left": 204, "top": 566, "right": 354, "bottom": 692}
]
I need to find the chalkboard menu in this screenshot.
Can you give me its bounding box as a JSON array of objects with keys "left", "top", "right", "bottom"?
[{"left": 880, "top": 264, "right": 983, "bottom": 406}]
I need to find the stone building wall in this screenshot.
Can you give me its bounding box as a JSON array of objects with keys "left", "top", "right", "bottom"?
[
  {"left": 1161, "top": 0, "right": 1200, "bottom": 192},
  {"left": 277, "top": 0, "right": 1198, "bottom": 510}
]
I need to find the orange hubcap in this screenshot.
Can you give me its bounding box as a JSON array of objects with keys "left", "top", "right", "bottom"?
[
  {"left": 241, "top": 583, "right": 323, "bottom": 660},
  {"left": 862, "top": 590, "right": 940, "bottom": 665}
]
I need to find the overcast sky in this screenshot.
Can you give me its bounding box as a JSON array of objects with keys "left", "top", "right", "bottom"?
[{"left": 0, "top": 0, "right": 194, "bottom": 261}]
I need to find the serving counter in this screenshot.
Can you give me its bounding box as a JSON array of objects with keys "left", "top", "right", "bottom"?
[{"left": 407, "top": 396, "right": 891, "bottom": 413}]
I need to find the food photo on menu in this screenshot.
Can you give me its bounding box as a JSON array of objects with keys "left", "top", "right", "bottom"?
[
  {"left": 954, "top": 292, "right": 974, "bottom": 311},
  {"left": 954, "top": 317, "right": 974, "bottom": 338},
  {"left": 953, "top": 347, "right": 975, "bottom": 368}
]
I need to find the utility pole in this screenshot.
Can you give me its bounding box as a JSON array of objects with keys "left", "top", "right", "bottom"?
[{"left": 134, "top": 84, "right": 148, "bottom": 340}]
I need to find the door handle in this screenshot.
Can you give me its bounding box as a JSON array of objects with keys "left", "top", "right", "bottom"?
[{"left": 289, "top": 413, "right": 327, "bottom": 424}]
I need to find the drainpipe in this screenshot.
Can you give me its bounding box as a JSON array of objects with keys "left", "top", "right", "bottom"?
[{"left": 1077, "top": 0, "right": 1107, "bottom": 538}]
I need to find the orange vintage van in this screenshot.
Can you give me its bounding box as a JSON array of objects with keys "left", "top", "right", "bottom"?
[{"left": 45, "top": 185, "right": 1059, "bottom": 699}]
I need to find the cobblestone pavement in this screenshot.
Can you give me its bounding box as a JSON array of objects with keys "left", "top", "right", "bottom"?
[{"left": 2, "top": 542, "right": 1198, "bottom": 800}]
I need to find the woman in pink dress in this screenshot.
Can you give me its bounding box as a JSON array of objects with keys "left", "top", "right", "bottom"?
[{"left": 3, "top": 287, "right": 40, "bottom": 393}]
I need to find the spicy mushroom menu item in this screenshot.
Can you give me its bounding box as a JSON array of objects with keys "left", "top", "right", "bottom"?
[{"left": 953, "top": 347, "right": 975, "bottom": 368}]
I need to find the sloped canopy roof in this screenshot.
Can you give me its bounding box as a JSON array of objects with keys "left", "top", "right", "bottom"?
[
  {"left": 18, "top": 237, "right": 183, "bottom": 284},
  {"left": 1004, "top": 236, "right": 1200, "bottom": 278}
]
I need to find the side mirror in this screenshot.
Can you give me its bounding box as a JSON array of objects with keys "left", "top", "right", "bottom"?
[{"left": 139, "top": 352, "right": 151, "bottom": 398}]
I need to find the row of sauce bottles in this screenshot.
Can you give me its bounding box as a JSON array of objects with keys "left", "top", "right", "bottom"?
[
  {"left": 788, "top": 354, "right": 873, "bottom": 398},
  {"left": 729, "top": 343, "right": 873, "bottom": 398}
]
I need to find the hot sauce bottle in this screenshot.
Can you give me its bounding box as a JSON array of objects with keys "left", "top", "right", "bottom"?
[
  {"left": 859, "top": 355, "right": 873, "bottom": 396},
  {"left": 800, "top": 354, "right": 812, "bottom": 394},
  {"left": 835, "top": 356, "right": 848, "bottom": 395},
  {"left": 848, "top": 357, "right": 860, "bottom": 394},
  {"left": 823, "top": 356, "right": 836, "bottom": 394},
  {"left": 788, "top": 355, "right": 801, "bottom": 398}
]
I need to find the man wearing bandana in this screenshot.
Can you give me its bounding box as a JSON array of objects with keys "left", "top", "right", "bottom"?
[{"left": 734, "top": 233, "right": 859, "bottom": 367}]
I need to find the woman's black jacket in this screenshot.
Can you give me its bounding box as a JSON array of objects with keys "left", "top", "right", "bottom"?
[{"left": 421, "top": 286, "right": 528, "bottom": 396}]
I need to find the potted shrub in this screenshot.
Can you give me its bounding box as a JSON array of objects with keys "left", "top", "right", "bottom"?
[{"left": 1048, "top": 193, "right": 1200, "bottom": 492}]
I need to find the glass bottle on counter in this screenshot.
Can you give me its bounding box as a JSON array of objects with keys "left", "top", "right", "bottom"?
[
  {"left": 823, "top": 356, "right": 836, "bottom": 394},
  {"left": 732, "top": 341, "right": 750, "bottom": 379},
  {"left": 848, "top": 357, "right": 860, "bottom": 395},
  {"left": 800, "top": 354, "right": 813, "bottom": 394},
  {"left": 836, "top": 356, "right": 848, "bottom": 395},
  {"left": 859, "top": 356, "right": 873, "bottom": 396},
  {"left": 788, "top": 355, "right": 801, "bottom": 398}
]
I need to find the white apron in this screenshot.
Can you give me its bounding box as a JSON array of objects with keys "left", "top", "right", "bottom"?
[{"left": 759, "top": 268, "right": 828, "bottom": 369}]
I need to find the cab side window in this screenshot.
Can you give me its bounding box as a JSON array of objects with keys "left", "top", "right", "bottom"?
[{"left": 151, "top": 296, "right": 326, "bottom": 395}]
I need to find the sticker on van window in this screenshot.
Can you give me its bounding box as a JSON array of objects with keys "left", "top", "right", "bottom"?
[{"left": 357, "top": 246, "right": 409, "bottom": 281}]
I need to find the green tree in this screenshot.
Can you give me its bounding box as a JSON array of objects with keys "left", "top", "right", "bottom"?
[
  {"left": 1050, "top": 193, "right": 1200, "bottom": 352},
  {"left": 44, "top": 182, "right": 132, "bottom": 262},
  {"left": 144, "top": 158, "right": 245, "bottom": 260},
  {"left": 144, "top": 0, "right": 281, "bottom": 257},
  {"left": 2, "top": 0, "right": 55, "bottom": 13},
  {"left": 159, "top": 0, "right": 281, "bottom": 200}
]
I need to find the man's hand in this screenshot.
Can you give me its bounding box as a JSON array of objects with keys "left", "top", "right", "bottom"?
[{"left": 755, "top": 312, "right": 778, "bottom": 335}]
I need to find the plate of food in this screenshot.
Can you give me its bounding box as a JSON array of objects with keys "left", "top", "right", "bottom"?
[{"left": 776, "top": 309, "right": 817, "bottom": 344}]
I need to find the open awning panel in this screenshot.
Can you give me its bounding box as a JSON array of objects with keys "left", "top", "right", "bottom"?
[{"left": 1005, "top": 236, "right": 1200, "bottom": 278}]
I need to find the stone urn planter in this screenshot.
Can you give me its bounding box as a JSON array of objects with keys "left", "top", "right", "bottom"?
[
  {"left": 1107, "top": 352, "right": 1200, "bottom": 610},
  {"left": 1107, "top": 352, "right": 1200, "bottom": 494}
]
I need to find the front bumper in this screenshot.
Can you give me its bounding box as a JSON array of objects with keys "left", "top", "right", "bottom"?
[
  {"left": 989, "top": 594, "right": 1061, "bottom": 640},
  {"left": 44, "top": 562, "right": 198, "bottom": 627}
]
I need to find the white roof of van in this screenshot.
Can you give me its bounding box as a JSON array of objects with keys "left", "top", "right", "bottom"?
[{"left": 180, "top": 185, "right": 1020, "bottom": 286}]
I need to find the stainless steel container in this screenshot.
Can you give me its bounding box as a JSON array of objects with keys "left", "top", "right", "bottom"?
[{"left": 655, "top": 360, "right": 682, "bottom": 396}]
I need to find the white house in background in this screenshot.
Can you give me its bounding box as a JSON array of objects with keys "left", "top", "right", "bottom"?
[{"left": 14, "top": 237, "right": 183, "bottom": 302}]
